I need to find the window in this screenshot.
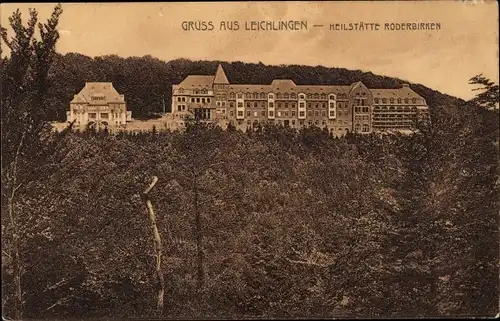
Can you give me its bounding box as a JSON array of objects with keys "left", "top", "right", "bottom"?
[
  {"left": 278, "top": 103, "right": 282, "bottom": 108},
  {"left": 284, "top": 93, "right": 289, "bottom": 99},
  {"left": 329, "top": 111, "right": 335, "bottom": 117},
  {"left": 322, "top": 111, "right": 326, "bottom": 117},
  {"left": 404, "top": 98, "right": 409, "bottom": 104},
  {"left": 202, "top": 98, "right": 206, "bottom": 103},
  {"left": 237, "top": 102, "right": 243, "bottom": 108},
  {"left": 299, "top": 94, "right": 305, "bottom": 100},
  {"left": 222, "top": 109, "right": 226, "bottom": 114},
  {"left": 207, "top": 98, "right": 211, "bottom": 103},
  {"left": 260, "top": 92, "right": 266, "bottom": 99},
  {"left": 254, "top": 102, "right": 258, "bottom": 108},
  {"left": 362, "top": 107, "right": 369, "bottom": 113},
  {"left": 196, "top": 98, "right": 200, "bottom": 103},
  {"left": 329, "top": 94, "right": 335, "bottom": 100},
  {"left": 269, "top": 102, "right": 274, "bottom": 108},
  {"left": 315, "top": 111, "right": 319, "bottom": 116},
  {"left": 246, "top": 102, "right": 251, "bottom": 108},
  {"left": 337, "top": 111, "right": 342, "bottom": 117},
  {"left": 230, "top": 92, "right": 235, "bottom": 99},
  {"left": 299, "top": 111, "right": 305, "bottom": 117},
  {"left": 276, "top": 93, "right": 282, "bottom": 99},
  {"left": 177, "top": 97, "right": 181, "bottom": 102},
  {"left": 230, "top": 102, "right": 234, "bottom": 108},
  {"left": 299, "top": 102, "right": 305, "bottom": 108},
  {"left": 237, "top": 93, "right": 243, "bottom": 99},
  {"left": 321, "top": 93, "right": 327, "bottom": 100},
  {"left": 237, "top": 111, "right": 244, "bottom": 117},
  {"left": 362, "top": 124, "right": 369, "bottom": 132},
  {"left": 313, "top": 93, "right": 319, "bottom": 100},
  {"left": 194, "top": 89, "right": 200, "bottom": 95},
  {"left": 329, "top": 102, "right": 335, "bottom": 108},
  {"left": 269, "top": 111, "right": 274, "bottom": 117},
  {"left": 191, "top": 98, "right": 195, "bottom": 102},
  {"left": 245, "top": 93, "right": 251, "bottom": 99},
  {"left": 284, "top": 111, "right": 289, "bottom": 117},
  {"left": 292, "top": 120, "right": 296, "bottom": 126},
  {"left": 374, "top": 98, "right": 379, "bottom": 104},
  {"left": 247, "top": 111, "right": 251, "bottom": 116},
  {"left": 230, "top": 111, "right": 234, "bottom": 116},
  {"left": 254, "top": 111, "right": 258, "bottom": 117},
  {"left": 253, "top": 93, "right": 259, "bottom": 99},
  {"left": 261, "top": 111, "right": 266, "bottom": 116},
  {"left": 268, "top": 93, "right": 274, "bottom": 99},
  {"left": 178, "top": 106, "right": 182, "bottom": 111},
  {"left": 390, "top": 98, "right": 394, "bottom": 104},
  {"left": 307, "top": 93, "right": 312, "bottom": 99},
  {"left": 277, "top": 111, "right": 282, "bottom": 117},
  {"left": 397, "top": 98, "right": 402, "bottom": 104},
  {"left": 292, "top": 103, "right": 296, "bottom": 108},
  {"left": 101, "top": 113, "right": 109, "bottom": 119},
  {"left": 222, "top": 101, "right": 226, "bottom": 107},
  {"left": 292, "top": 111, "right": 296, "bottom": 117},
  {"left": 412, "top": 98, "right": 417, "bottom": 104},
  {"left": 285, "top": 103, "right": 288, "bottom": 108},
  {"left": 382, "top": 98, "right": 387, "bottom": 104},
  {"left": 291, "top": 93, "right": 297, "bottom": 99}
]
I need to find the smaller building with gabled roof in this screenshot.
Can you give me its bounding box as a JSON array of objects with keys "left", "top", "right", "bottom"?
[{"left": 66, "top": 82, "right": 132, "bottom": 129}]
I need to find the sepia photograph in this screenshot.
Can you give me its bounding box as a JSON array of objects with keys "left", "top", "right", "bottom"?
[{"left": 1, "top": 1, "right": 499, "bottom": 320}]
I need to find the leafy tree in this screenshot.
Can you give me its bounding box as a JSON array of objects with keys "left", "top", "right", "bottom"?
[
  {"left": 469, "top": 74, "right": 499, "bottom": 109},
  {"left": 1, "top": 4, "right": 64, "bottom": 320}
]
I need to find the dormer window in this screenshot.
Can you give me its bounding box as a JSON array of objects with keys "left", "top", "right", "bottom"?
[
  {"left": 268, "top": 93, "right": 274, "bottom": 99},
  {"left": 374, "top": 98, "right": 379, "bottom": 104},
  {"left": 390, "top": 98, "right": 394, "bottom": 104},
  {"left": 412, "top": 98, "right": 417, "bottom": 104},
  {"left": 329, "top": 94, "right": 336, "bottom": 100},
  {"left": 299, "top": 94, "right": 305, "bottom": 100}
]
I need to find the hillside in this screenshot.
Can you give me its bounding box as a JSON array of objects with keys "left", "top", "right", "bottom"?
[{"left": 46, "top": 54, "right": 465, "bottom": 121}]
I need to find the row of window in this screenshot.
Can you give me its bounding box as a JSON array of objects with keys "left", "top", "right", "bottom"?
[
  {"left": 229, "top": 92, "right": 337, "bottom": 100},
  {"left": 177, "top": 97, "right": 212, "bottom": 104},
  {"left": 354, "top": 107, "right": 370, "bottom": 113},
  {"left": 235, "top": 119, "right": 352, "bottom": 129},
  {"left": 91, "top": 96, "right": 105, "bottom": 101},
  {"left": 374, "top": 106, "right": 416, "bottom": 111},
  {"left": 375, "top": 97, "right": 418, "bottom": 104}
]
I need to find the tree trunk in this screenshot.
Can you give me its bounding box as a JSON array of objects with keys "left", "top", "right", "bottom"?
[
  {"left": 143, "top": 176, "right": 164, "bottom": 316},
  {"left": 193, "top": 175, "right": 204, "bottom": 291},
  {"left": 9, "top": 196, "right": 23, "bottom": 321}
]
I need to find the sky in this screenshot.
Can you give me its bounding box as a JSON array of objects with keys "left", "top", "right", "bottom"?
[{"left": 1, "top": 1, "right": 498, "bottom": 100}]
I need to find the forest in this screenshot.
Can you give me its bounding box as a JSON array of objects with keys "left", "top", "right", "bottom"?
[{"left": 2, "top": 4, "right": 499, "bottom": 320}]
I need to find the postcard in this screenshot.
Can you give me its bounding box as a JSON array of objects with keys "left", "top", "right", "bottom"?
[{"left": 1, "top": 1, "right": 498, "bottom": 320}]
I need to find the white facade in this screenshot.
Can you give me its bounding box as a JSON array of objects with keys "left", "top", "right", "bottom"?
[{"left": 66, "top": 82, "right": 132, "bottom": 129}]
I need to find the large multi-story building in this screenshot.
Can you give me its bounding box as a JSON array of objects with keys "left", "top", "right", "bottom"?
[
  {"left": 66, "top": 82, "right": 132, "bottom": 129},
  {"left": 170, "top": 64, "right": 429, "bottom": 134}
]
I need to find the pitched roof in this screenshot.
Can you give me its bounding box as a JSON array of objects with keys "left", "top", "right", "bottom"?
[
  {"left": 214, "top": 64, "right": 229, "bottom": 84},
  {"left": 71, "top": 82, "right": 125, "bottom": 104},
  {"left": 370, "top": 85, "right": 424, "bottom": 99},
  {"left": 179, "top": 75, "right": 214, "bottom": 88}
]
